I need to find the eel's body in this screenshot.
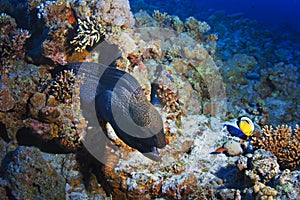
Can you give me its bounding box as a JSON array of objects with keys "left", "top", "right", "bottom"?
[{"left": 53, "top": 62, "right": 166, "bottom": 161}]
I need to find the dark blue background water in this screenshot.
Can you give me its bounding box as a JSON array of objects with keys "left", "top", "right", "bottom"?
[
  {"left": 131, "top": 0, "right": 300, "bottom": 34},
  {"left": 193, "top": 0, "right": 300, "bottom": 33}
]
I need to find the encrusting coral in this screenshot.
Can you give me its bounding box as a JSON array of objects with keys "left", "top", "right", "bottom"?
[
  {"left": 272, "top": 169, "right": 300, "bottom": 199},
  {"left": 252, "top": 125, "right": 300, "bottom": 170},
  {"left": 253, "top": 182, "right": 278, "bottom": 200},
  {"left": 25, "top": 69, "right": 87, "bottom": 149},
  {"left": 151, "top": 11, "right": 212, "bottom": 42},
  {"left": 156, "top": 83, "right": 182, "bottom": 138},
  {"left": 257, "top": 62, "right": 299, "bottom": 98},
  {"left": 0, "top": 85, "right": 15, "bottom": 112},
  {"left": 245, "top": 149, "right": 281, "bottom": 184}
]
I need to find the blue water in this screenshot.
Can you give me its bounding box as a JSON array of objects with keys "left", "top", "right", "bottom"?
[
  {"left": 130, "top": 0, "right": 300, "bottom": 33},
  {"left": 194, "top": 0, "right": 300, "bottom": 33},
  {"left": 130, "top": 0, "right": 300, "bottom": 76}
]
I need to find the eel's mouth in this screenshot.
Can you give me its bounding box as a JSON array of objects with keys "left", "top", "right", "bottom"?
[{"left": 142, "top": 147, "right": 162, "bottom": 162}]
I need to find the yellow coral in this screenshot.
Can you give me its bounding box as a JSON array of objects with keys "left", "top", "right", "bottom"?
[
  {"left": 70, "top": 17, "right": 106, "bottom": 52},
  {"left": 253, "top": 182, "right": 278, "bottom": 200},
  {"left": 252, "top": 125, "right": 300, "bottom": 170}
]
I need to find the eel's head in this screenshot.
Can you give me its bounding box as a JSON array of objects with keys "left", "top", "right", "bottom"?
[{"left": 112, "top": 100, "right": 166, "bottom": 162}]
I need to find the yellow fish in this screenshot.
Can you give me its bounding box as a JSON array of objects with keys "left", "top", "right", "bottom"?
[{"left": 223, "top": 116, "right": 254, "bottom": 139}]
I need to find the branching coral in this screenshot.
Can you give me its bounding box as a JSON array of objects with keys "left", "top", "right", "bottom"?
[
  {"left": 170, "top": 16, "right": 184, "bottom": 33},
  {"left": 152, "top": 10, "right": 171, "bottom": 27},
  {"left": 252, "top": 125, "right": 300, "bottom": 170},
  {"left": 37, "top": 0, "right": 76, "bottom": 64},
  {"left": 0, "top": 13, "right": 30, "bottom": 74},
  {"left": 42, "top": 35, "right": 67, "bottom": 65},
  {"left": 205, "top": 34, "right": 218, "bottom": 42},
  {"left": 149, "top": 11, "right": 213, "bottom": 42},
  {"left": 69, "top": 0, "right": 135, "bottom": 57},
  {"left": 72, "top": 0, "right": 135, "bottom": 34},
  {"left": 184, "top": 16, "right": 211, "bottom": 41},
  {"left": 70, "top": 17, "right": 106, "bottom": 52},
  {"left": 184, "top": 17, "right": 210, "bottom": 33},
  {"left": 157, "top": 83, "right": 181, "bottom": 120},
  {"left": 43, "top": 70, "right": 80, "bottom": 102},
  {"left": 165, "top": 45, "right": 181, "bottom": 62}
]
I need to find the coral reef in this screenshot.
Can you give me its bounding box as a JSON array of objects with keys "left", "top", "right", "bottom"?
[
  {"left": 0, "top": 13, "right": 30, "bottom": 74},
  {"left": 0, "top": 0, "right": 299, "bottom": 199},
  {"left": 42, "top": 36, "right": 67, "bottom": 65},
  {"left": 93, "top": 0, "right": 135, "bottom": 28},
  {"left": 151, "top": 11, "right": 211, "bottom": 42},
  {"left": 70, "top": 0, "right": 135, "bottom": 57},
  {"left": 0, "top": 85, "right": 15, "bottom": 112},
  {"left": 252, "top": 182, "right": 278, "bottom": 200},
  {"left": 94, "top": 115, "right": 233, "bottom": 199},
  {"left": 236, "top": 149, "right": 300, "bottom": 199},
  {"left": 252, "top": 125, "right": 300, "bottom": 170},
  {"left": 134, "top": 10, "right": 157, "bottom": 27},
  {"left": 130, "top": 5, "right": 300, "bottom": 127},
  {"left": 156, "top": 83, "right": 182, "bottom": 138},
  {"left": 152, "top": 10, "right": 170, "bottom": 26},
  {"left": 135, "top": 10, "right": 215, "bottom": 46},
  {"left": 34, "top": 0, "right": 135, "bottom": 64},
  {"left": 272, "top": 169, "right": 300, "bottom": 199},
  {"left": 263, "top": 98, "right": 295, "bottom": 125},
  {"left": 0, "top": 64, "right": 50, "bottom": 141},
  {"left": 169, "top": 16, "right": 184, "bottom": 33},
  {"left": 0, "top": 178, "right": 8, "bottom": 199},
  {"left": 37, "top": 0, "right": 75, "bottom": 30},
  {"left": 184, "top": 16, "right": 211, "bottom": 41},
  {"left": 221, "top": 53, "right": 257, "bottom": 86},
  {"left": 218, "top": 53, "right": 274, "bottom": 126},
  {"left": 26, "top": 69, "right": 86, "bottom": 149},
  {"left": 245, "top": 149, "right": 281, "bottom": 184},
  {"left": 255, "top": 62, "right": 300, "bottom": 98},
  {"left": 43, "top": 70, "right": 81, "bottom": 102},
  {"left": 37, "top": 0, "right": 76, "bottom": 65},
  {"left": 1, "top": 146, "right": 66, "bottom": 199},
  {"left": 0, "top": 62, "right": 86, "bottom": 150}
]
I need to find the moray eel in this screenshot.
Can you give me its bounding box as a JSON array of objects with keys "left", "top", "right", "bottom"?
[{"left": 53, "top": 62, "right": 166, "bottom": 161}]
